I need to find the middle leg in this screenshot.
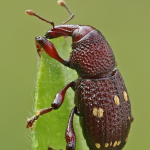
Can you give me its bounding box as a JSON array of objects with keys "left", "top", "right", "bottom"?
[{"left": 26, "top": 82, "right": 74, "bottom": 128}]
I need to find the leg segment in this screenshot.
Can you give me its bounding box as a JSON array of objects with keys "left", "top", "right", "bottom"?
[
  {"left": 48, "top": 146, "right": 62, "bottom": 150},
  {"left": 35, "top": 36, "right": 70, "bottom": 67},
  {"left": 26, "top": 82, "right": 74, "bottom": 128},
  {"left": 65, "top": 106, "right": 77, "bottom": 150}
]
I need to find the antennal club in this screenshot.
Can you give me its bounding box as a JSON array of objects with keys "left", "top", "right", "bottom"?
[
  {"left": 25, "top": 10, "right": 55, "bottom": 29},
  {"left": 58, "top": 0, "right": 74, "bottom": 25}
]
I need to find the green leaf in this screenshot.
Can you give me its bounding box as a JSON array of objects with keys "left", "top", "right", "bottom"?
[{"left": 30, "top": 37, "right": 88, "bottom": 150}]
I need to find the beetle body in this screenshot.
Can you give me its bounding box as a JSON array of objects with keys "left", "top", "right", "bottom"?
[
  {"left": 26, "top": 2, "right": 133, "bottom": 150},
  {"left": 68, "top": 26, "right": 132, "bottom": 149},
  {"left": 74, "top": 69, "right": 132, "bottom": 150}
]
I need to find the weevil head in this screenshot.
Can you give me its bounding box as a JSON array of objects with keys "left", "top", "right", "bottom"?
[{"left": 45, "top": 25, "right": 95, "bottom": 42}]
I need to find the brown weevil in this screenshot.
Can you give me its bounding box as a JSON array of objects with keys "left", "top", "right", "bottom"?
[{"left": 26, "top": 1, "right": 133, "bottom": 150}]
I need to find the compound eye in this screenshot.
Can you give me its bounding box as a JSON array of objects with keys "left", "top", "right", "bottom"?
[{"left": 72, "top": 29, "right": 79, "bottom": 38}]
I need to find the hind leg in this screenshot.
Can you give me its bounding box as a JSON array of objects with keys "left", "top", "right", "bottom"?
[{"left": 65, "top": 107, "right": 78, "bottom": 150}]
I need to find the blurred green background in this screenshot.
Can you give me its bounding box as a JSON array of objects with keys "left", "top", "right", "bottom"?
[{"left": 0, "top": 0, "right": 150, "bottom": 149}]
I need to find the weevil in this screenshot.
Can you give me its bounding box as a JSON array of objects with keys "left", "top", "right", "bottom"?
[{"left": 26, "top": 1, "right": 133, "bottom": 150}]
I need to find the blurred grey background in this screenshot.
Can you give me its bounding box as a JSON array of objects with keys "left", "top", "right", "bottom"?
[{"left": 0, "top": 0, "right": 150, "bottom": 149}]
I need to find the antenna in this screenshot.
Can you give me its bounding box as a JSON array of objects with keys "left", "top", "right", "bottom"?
[
  {"left": 58, "top": 0, "right": 74, "bottom": 24},
  {"left": 25, "top": 10, "right": 55, "bottom": 29}
]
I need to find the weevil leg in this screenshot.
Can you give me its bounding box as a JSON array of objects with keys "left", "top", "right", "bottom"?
[
  {"left": 65, "top": 106, "right": 77, "bottom": 150},
  {"left": 48, "top": 146, "right": 62, "bottom": 150},
  {"left": 35, "top": 36, "right": 70, "bottom": 67},
  {"left": 26, "top": 82, "right": 74, "bottom": 128}
]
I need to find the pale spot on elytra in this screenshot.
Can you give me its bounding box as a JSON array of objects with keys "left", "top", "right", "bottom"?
[
  {"left": 110, "top": 141, "right": 112, "bottom": 146},
  {"left": 128, "top": 116, "right": 130, "bottom": 120},
  {"left": 105, "top": 143, "right": 109, "bottom": 147},
  {"left": 123, "top": 91, "right": 128, "bottom": 101},
  {"left": 93, "top": 108, "right": 98, "bottom": 116},
  {"left": 117, "top": 140, "right": 121, "bottom": 146},
  {"left": 95, "top": 143, "right": 101, "bottom": 148},
  {"left": 113, "top": 141, "right": 117, "bottom": 147},
  {"left": 93, "top": 107, "right": 104, "bottom": 118},
  {"left": 114, "top": 95, "right": 120, "bottom": 105},
  {"left": 98, "top": 108, "right": 104, "bottom": 118}
]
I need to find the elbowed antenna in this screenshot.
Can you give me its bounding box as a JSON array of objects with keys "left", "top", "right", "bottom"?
[
  {"left": 25, "top": 1, "right": 74, "bottom": 28},
  {"left": 25, "top": 10, "right": 55, "bottom": 29}
]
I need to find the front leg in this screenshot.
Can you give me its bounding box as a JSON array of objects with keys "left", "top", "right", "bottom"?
[
  {"left": 35, "top": 36, "right": 70, "bottom": 67},
  {"left": 26, "top": 82, "right": 74, "bottom": 128}
]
